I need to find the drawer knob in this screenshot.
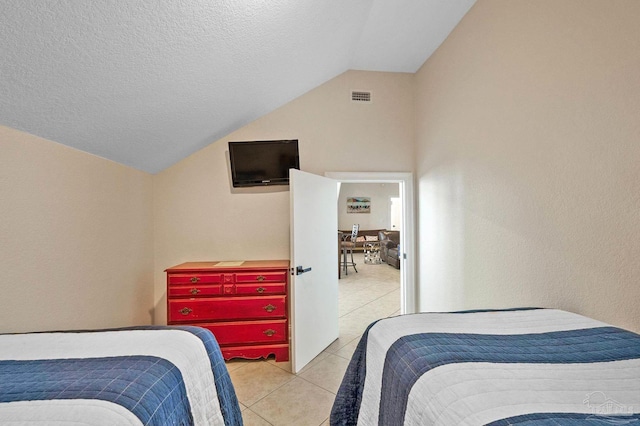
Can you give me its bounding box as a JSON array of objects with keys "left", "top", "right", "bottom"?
[
  {"left": 179, "top": 307, "right": 193, "bottom": 315},
  {"left": 190, "top": 277, "right": 200, "bottom": 283},
  {"left": 190, "top": 288, "right": 200, "bottom": 295},
  {"left": 257, "top": 275, "right": 265, "bottom": 282},
  {"left": 263, "top": 329, "right": 276, "bottom": 337},
  {"left": 256, "top": 287, "right": 265, "bottom": 294},
  {"left": 263, "top": 304, "right": 276, "bottom": 313}
]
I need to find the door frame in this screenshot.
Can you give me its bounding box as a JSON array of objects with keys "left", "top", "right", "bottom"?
[{"left": 325, "top": 172, "right": 416, "bottom": 314}]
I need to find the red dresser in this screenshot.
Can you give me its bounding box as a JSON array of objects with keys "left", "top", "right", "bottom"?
[{"left": 166, "top": 260, "right": 290, "bottom": 362}]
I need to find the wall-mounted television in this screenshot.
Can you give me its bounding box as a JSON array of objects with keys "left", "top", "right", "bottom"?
[{"left": 228, "top": 139, "right": 300, "bottom": 187}]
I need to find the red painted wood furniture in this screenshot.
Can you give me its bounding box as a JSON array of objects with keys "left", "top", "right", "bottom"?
[{"left": 166, "top": 260, "right": 290, "bottom": 361}]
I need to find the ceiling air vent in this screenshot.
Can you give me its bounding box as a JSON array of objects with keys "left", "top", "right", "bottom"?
[{"left": 351, "top": 90, "right": 372, "bottom": 103}]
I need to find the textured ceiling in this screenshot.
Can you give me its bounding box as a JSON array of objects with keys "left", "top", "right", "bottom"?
[{"left": 0, "top": 0, "right": 475, "bottom": 173}]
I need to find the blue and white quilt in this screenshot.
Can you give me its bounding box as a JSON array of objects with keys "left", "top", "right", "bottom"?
[
  {"left": 331, "top": 309, "right": 640, "bottom": 425},
  {"left": 0, "top": 326, "right": 243, "bottom": 425}
]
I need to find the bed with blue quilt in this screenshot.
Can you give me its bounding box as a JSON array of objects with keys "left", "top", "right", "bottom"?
[
  {"left": 331, "top": 308, "right": 640, "bottom": 425},
  {"left": 0, "top": 325, "right": 243, "bottom": 425}
]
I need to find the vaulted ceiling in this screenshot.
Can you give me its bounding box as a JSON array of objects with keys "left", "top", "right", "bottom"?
[{"left": 1, "top": 0, "right": 475, "bottom": 173}]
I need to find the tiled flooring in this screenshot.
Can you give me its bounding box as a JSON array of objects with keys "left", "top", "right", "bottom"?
[{"left": 226, "top": 253, "right": 401, "bottom": 425}]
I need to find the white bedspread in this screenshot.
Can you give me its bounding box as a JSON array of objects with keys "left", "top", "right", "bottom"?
[
  {"left": 0, "top": 328, "right": 226, "bottom": 426},
  {"left": 332, "top": 309, "right": 640, "bottom": 425}
]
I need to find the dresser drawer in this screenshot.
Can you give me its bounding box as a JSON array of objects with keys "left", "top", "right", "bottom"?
[
  {"left": 168, "top": 284, "right": 223, "bottom": 297},
  {"left": 168, "top": 296, "right": 286, "bottom": 323},
  {"left": 235, "top": 271, "right": 287, "bottom": 284},
  {"left": 203, "top": 319, "right": 287, "bottom": 346},
  {"left": 168, "top": 273, "right": 223, "bottom": 285},
  {"left": 234, "top": 282, "right": 286, "bottom": 295}
]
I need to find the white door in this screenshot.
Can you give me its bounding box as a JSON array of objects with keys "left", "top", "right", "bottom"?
[{"left": 289, "top": 169, "right": 339, "bottom": 373}]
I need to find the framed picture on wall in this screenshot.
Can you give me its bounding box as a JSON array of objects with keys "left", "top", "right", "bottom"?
[{"left": 346, "top": 197, "right": 371, "bottom": 213}]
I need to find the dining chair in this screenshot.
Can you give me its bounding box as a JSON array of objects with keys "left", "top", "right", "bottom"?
[{"left": 340, "top": 224, "right": 359, "bottom": 275}]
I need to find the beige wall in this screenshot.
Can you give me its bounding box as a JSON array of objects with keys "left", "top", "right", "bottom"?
[
  {"left": 415, "top": 0, "right": 640, "bottom": 331},
  {"left": 338, "top": 183, "right": 399, "bottom": 231},
  {"left": 6, "top": 1, "right": 638, "bottom": 334},
  {"left": 0, "top": 126, "right": 154, "bottom": 333},
  {"left": 153, "top": 70, "right": 415, "bottom": 324}
]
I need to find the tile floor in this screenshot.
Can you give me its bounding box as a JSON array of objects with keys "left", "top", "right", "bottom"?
[{"left": 226, "top": 253, "right": 400, "bottom": 425}]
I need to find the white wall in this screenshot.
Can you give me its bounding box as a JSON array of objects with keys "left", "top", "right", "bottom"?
[
  {"left": 0, "top": 71, "right": 413, "bottom": 331},
  {"left": 153, "top": 70, "right": 415, "bottom": 324},
  {"left": 0, "top": 125, "right": 154, "bottom": 332},
  {"left": 414, "top": 0, "right": 640, "bottom": 332},
  {"left": 338, "top": 182, "right": 399, "bottom": 230},
  {"left": 6, "top": 0, "right": 639, "bottom": 335}
]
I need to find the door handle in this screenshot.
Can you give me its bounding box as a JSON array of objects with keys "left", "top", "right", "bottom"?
[{"left": 295, "top": 266, "right": 312, "bottom": 275}]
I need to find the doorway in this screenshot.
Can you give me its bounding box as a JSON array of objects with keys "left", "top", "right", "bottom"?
[{"left": 325, "top": 172, "right": 415, "bottom": 314}]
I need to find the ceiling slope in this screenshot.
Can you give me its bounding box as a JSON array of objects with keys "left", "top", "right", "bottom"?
[{"left": 0, "top": 0, "right": 475, "bottom": 173}]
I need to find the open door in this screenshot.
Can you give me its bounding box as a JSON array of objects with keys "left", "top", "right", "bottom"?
[{"left": 289, "top": 169, "right": 339, "bottom": 373}]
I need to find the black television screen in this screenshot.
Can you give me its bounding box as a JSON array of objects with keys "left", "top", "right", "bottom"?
[{"left": 229, "top": 139, "right": 300, "bottom": 187}]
